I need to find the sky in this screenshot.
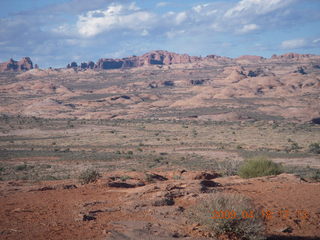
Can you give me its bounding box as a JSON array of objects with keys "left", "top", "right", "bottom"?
[{"left": 0, "top": 0, "right": 320, "bottom": 68}]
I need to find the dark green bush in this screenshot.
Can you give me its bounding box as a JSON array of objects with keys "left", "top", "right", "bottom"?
[
  {"left": 15, "top": 164, "right": 29, "bottom": 171},
  {"left": 238, "top": 156, "right": 283, "bottom": 179},
  {"left": 309, "top": 143, "right": 320, "bottom": 154}
]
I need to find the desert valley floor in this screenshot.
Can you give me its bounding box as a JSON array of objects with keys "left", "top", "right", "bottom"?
[{"left": 0, "top": 52, "right": 320, "bottom": 239}]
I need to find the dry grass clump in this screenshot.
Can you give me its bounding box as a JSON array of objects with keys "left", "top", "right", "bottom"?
[
  {"left": 188, "top": 192, "right": 265, "bottom": 240},
  {"left": 78, "top": 169, "right": 101, "bottom": 184}
]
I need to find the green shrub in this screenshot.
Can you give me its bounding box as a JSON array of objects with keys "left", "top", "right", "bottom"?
[
  {"left": 309, "top": 143, "right": 320, "bottom": 154},
  {"left": 188, "top": 192, "right": 265, "bottom": 240},
  {"left": 285, "top": 142, "right": 301, "bottom": 152},
  {"left": 15, "top": 164, "right": 29, "bottom": 171},
  {"left": 120, "top": 175, "right": 132, "bottom": 181},
  {"left": 79, "top": 169, "right": 101, "bottom": 184},
  {"left": 238, "top": 156, "right": 283, "bottom": 179}
]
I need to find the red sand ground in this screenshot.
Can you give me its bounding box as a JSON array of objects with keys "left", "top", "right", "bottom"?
[{"left": 0, "top": 172, "right": 319, "bottom": 240}]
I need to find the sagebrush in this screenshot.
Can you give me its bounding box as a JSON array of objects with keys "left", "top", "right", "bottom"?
[
  {"left": 238, "top": 156, "right": 283, "bottom": 179},
  {"left": 79, "top": 169, "right": 101, "bottom": 184},
  {"left": 188, "top": 192, "right": 265, "bottom": 240}
]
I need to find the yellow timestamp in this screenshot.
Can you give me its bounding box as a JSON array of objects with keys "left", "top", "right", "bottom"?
[
  {"left": 211, "top": 210, "right": 254, "bottom": 220},
  {"left": 211, "top": 209, "right": 311, "bottom": 220}
]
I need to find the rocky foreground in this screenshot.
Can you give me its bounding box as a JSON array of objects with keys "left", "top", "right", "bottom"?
[{"left": 0, "top": 170, "right": 319, "bottom": 240}]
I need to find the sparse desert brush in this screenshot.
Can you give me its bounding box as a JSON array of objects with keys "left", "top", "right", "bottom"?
[
  {"left": 238, "top": 156, "right": 283, "bottom": 179},
  {"left": 78, "top": 169, "right": 101, "bottom": 184},
  {"left": 309, "top": 143, "right": 320, "bottom": 154},
  {"left": 188, "top": 192, "right": 265, "bottom": 240},
  {"left": 216, "top": 159, "right": 242, "bottom": 176},
  {"left": 309, "top": 169, "right": 320, "bottom": 181},
  {"left": 285, "top": 142, "right": 301, "bottom": 153},
  {"left": 285, "top": 165, "right": 320, "bottom": 182},
  {"left": 119, "top": 175, "right": 132, "bottom": 181},
  {"left": 15, "top": 163, "right": 28, "bottom": 171}
]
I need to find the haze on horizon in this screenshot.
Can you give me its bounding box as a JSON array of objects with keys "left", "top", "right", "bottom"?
[{"left": 0, "top": 0, "right": 320, "bottom": 68}]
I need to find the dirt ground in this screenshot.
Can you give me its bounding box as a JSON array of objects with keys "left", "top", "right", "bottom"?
[
  {"left": 0, "top": 170, "right": 319, "bottom": 240},
  {"left": 1, "top": 54, "right": 320, "bottom": 240}
]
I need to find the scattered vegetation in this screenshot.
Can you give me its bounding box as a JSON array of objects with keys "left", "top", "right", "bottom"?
[
  {"left": 15, "top": 163, "right": 29, "bottom": 171},
  {"left": 78, "top": 169, "right": 101, "bottom": 184},
  {"left": 285, "top": 142, "right": 301, "bottom": 153},
  {"left": 309, "top": 143, "right": 320, "bottom": 154},
  {"left": 238, "top": 156, "right": 283, "bottom": 179},
  {"left": 284, "top": 165, "right": 320, "bottom": 182},
  {"left": 120, "top": 175, "right": 132, "bottom": 181},
  {"left": 173, "top": 175, "right": 182, "bottom": 180},
  {"left": 188, "top": 192, "right": 265, "bottom": 240},
  {"left": 144, "top": 173, "right": 155, "bottom": 183},
  {"left": 216, "top": 160, "right": 242, "bottom": 176},
  {"left": 1, "top": 116, "right": 319, "bottom": 182}
]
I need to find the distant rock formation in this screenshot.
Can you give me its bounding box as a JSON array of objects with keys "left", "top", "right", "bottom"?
[
  {"left": 68, "top": 51, "right": 318, "bottom": 72},
  {"left": 142, "top": 50, "right": 201, "bottom": 65},
  {"left": 206, "top": 54, "right": 222, "bottom": 59},
  {"left": 64, "top": 51, "right": 320, "bottom": 71},
  {"left": 66, "top": 50, "right": 202, "bottom": 70},
  {"left": 271, "top": 53, "right": 315, "bottom": 60},
  {"left": 236, "top": 55, "right": 265, "bottom": 61},
  {"left": 0, "top": 57, "right": 33, "bottom": 72},
  {"left": 67, "top": 62, "right": 78, "bottom": 69}
]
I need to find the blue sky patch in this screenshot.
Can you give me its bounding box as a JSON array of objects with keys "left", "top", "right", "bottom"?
[{"left": 0, "top": 0, "right": 319, "bottom": 68}]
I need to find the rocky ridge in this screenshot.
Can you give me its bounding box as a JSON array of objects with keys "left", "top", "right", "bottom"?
[
  {"left": 65, "top": 51, "right": 320, "bottom": 71},
  {"left": 1, "top": 51, "right": 319, "bottom": 72},
  {"left": 67, "top": 50, "right": 203, "bottom": 70}
]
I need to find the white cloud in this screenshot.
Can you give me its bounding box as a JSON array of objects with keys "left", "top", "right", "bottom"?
[
  {"left": 52, "top": 24, "right": 76, "bottom": 36},
  {"left": 192, "top": 3, "right": 218, "bottom": 17},
  {"left": 76, "top": 3, "right": 154, "bottom": 37},
  {"left": 211, "top": 23, "right": 223, "bottom": 32},
  {"left": 164, "top": 11, "right": 175, "bottom": 17},
  {"left": 225, "top": 0, "right": 294, "bottom": 18},
  {"left": 156, "top": 2, "right": 169, "bottom": 8},
  {"left": 237, "top": 23, "right": 259, "bottom": 34},
  {"left": 193, "top": 4, "right": 210, "bottom": 13},
  {"left": 281, "top": 38, "right": 307, "bottom": 49},
  {"left": 175, "top": 12, "right": 188, "bottom": 25},
  {"left": 166, "top": 30, "right": 185, "bottom": 39},
  {"left": 141, "top": 29, "right": 149, "bottom": 36},
  {"left": 313, "top": 38, "right": 320, "bottom": 44}
]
